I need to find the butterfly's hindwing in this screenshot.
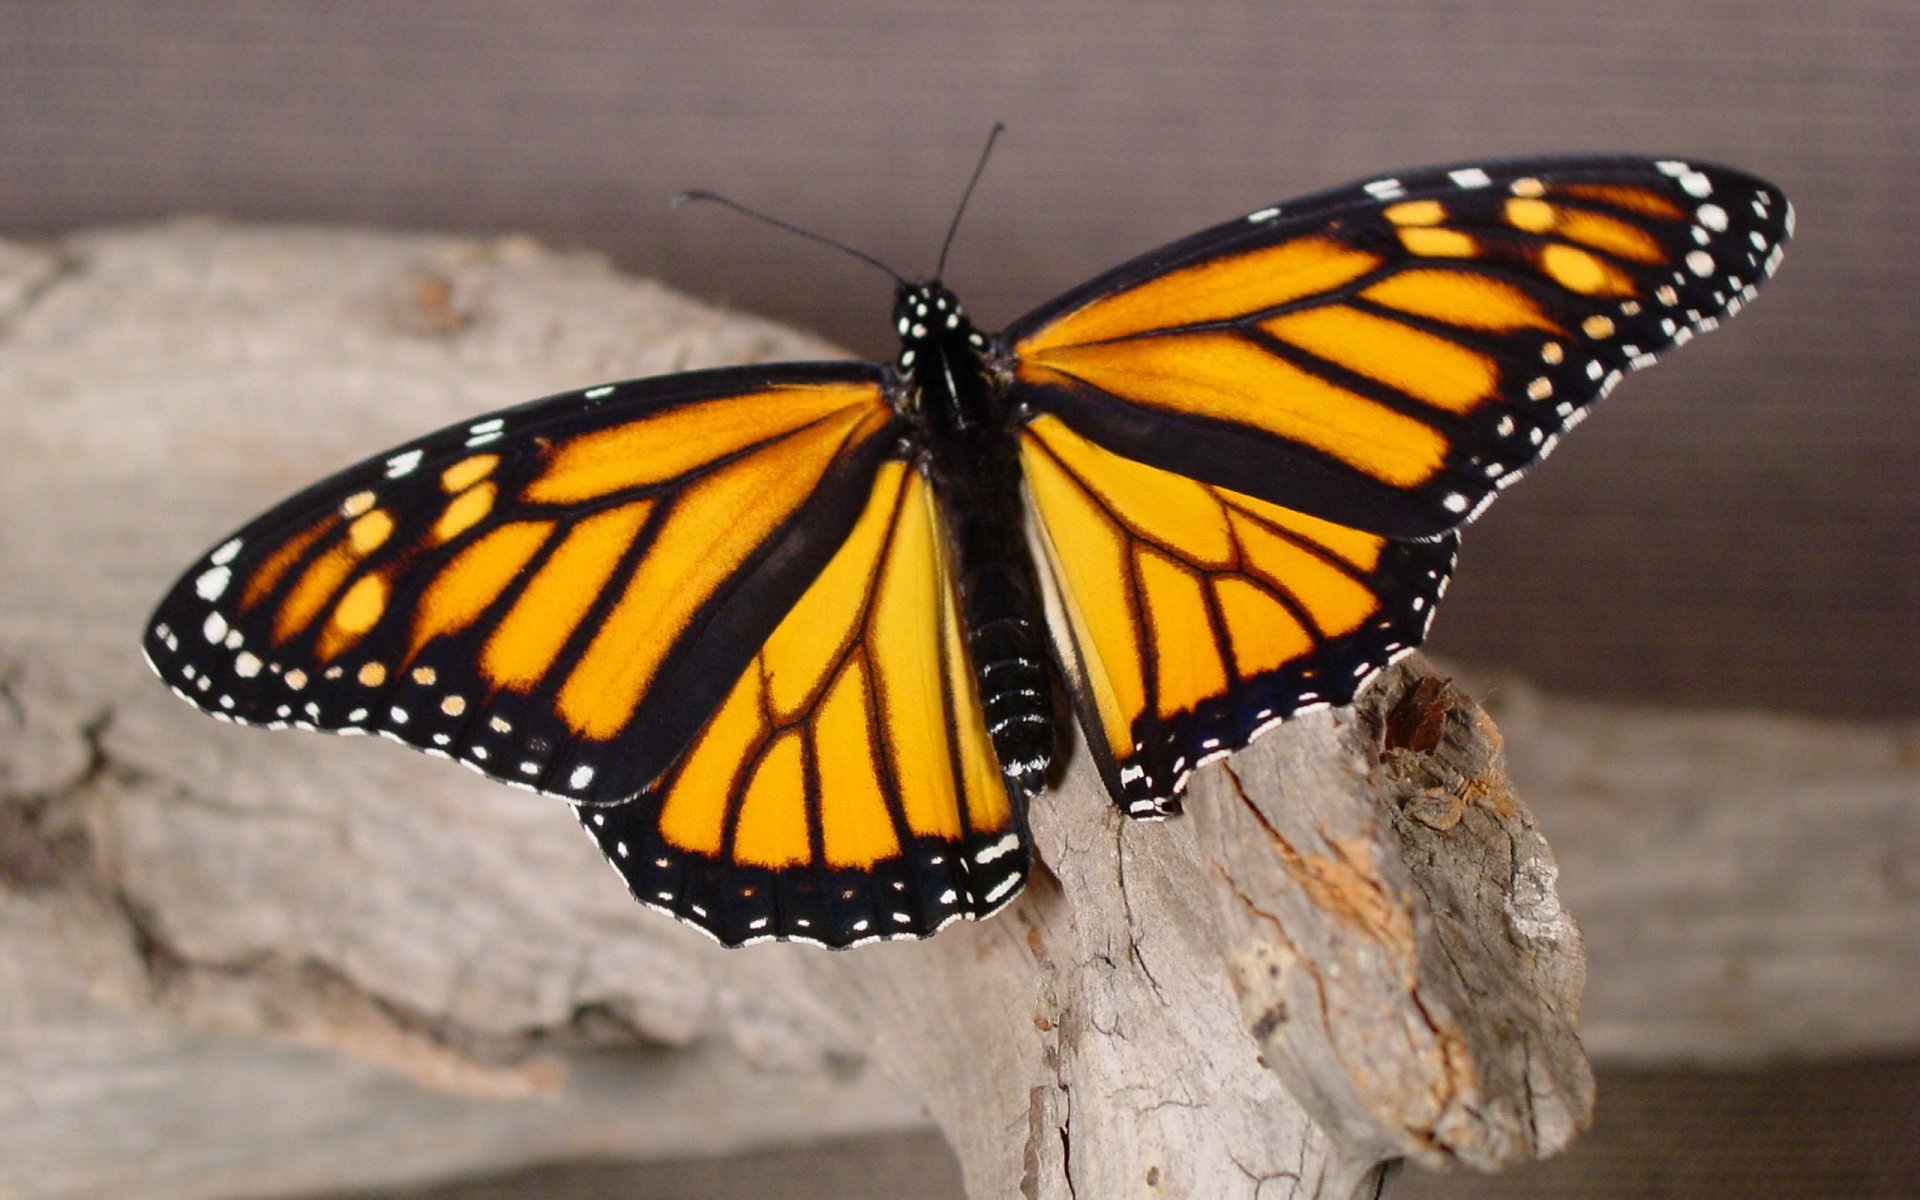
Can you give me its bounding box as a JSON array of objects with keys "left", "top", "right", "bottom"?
[
  {"left": 1020, "top": 414, "right": 1456, "bottom": 813},
  {"left": 1005, "top": 157, "right": 1792, "bottom": 540},
  {"left": 578, "top": 459, "right": 1028, "bottom": 946}
]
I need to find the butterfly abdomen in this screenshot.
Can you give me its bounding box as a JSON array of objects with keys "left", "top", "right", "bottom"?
[
  {"left": 898, "top": 282, "right": 1055, "bottom": 795},
  {"left": 936, "top": 448, "right": 1054, "bottom": 796}
]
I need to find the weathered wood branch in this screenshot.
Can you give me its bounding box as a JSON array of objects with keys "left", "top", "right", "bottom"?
[{"left": 3, "top": 224, "right": 1910, "bottom": 1200}]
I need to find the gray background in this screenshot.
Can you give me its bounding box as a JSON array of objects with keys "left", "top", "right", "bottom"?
[{"left": 4, "top": 3, "right": 1913, "bottom": 1197}]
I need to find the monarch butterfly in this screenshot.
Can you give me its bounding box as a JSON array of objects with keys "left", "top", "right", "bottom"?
[{"left": 145, "top": 150, "right": 1791, "bottom": 948}]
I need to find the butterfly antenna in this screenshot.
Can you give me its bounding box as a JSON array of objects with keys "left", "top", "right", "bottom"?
[
  {"left": 934, "top": 122, "right": 1006, "bottom": 281},
  {"left": 671, "top": 190, "right": 906, "bottom": 285}
]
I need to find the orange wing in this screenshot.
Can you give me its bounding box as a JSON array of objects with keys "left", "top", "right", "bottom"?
[
  {"left": 1005, "top": 157, "right": 1793, "bottom": 540},
  {"left": 577, "top": 459, "right": 1027, "bottom": 946},
  {"left": 1020, "top": 413, "right": 1455, "bottom": 815},
  {"left": 144, "top": 364, "right": 905, "bottom": 809}
]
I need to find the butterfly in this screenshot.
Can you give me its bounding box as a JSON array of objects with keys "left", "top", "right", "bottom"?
[{"left": 145, "top": 153, "right": 1791, "bottom": 948}]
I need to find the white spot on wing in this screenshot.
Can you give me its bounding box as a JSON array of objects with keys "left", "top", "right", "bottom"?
[{"left": 385, "top": 449, "right": 424, "bottom": 478}]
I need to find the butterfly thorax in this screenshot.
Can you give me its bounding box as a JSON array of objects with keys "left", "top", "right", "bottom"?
[{"left": 893, "top": 282, "right": 1053, "bottom": 796}]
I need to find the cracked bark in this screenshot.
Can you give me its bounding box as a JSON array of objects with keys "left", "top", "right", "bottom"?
[{"left": 3, "top": 224, "right": 1912, "bottom": 1200}]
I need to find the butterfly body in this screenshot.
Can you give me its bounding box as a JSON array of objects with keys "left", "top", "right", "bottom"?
[
  {"left": 894, "top": 281, "right": 1057, "bottom": 795},
  {"left": 146, "top": 155, "right": 1791, "bottom": 947}
]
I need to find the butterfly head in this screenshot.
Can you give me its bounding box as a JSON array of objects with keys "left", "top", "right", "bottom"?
[{"left": 892, "top": 281, "right": 989, "bottom": 373}]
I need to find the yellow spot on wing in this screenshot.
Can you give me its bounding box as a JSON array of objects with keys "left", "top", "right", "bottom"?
[
  {"left": 441, "top": 454, "right": 500, "bottom": 493},
  {"left": 1023, "top": 331, "right": 1447, "bottom": 488},
  {"left": 332, "top": 575, "right": 387, "bottom": 637},
  {"left": 482, "top": 499, "right": 653, "bottom": 691},
  {"left": 357, "top": 660, "right": 387, "bottom": 687},
  {"left": 1385, "top": 199, "right": 1447, "bottom": 226},
  {"left": 526, "top": 382, "right": 883, "bottom": 505},
  {"left": 1362, "top": 269, "right": 1560, "bottom": 333},
  {"left": 1399, "top": 227, "right": 1479, "bottom": 258},
  {"left": 731, "top": 732, "right": 810, "bottom": 868},
  {"left": 1262, "top": 306, "right": 1497, "bottom": 414},
  {"left": 1540, "top": 244, "right": 1632, "bottom": 295},
  {"left": 277, "top": 544, "right": 355, "bottom": 644},
  {"left": 1505, "top": 197, "right": 1556, "bottom": 232},
  {"left": 1017, "top": 237, "right": 1382, "bottom": 353},
  {"left": 348, "top": 510, "right": 393, "bottom": 554},
  {"left": 434, "top": 482, "right": 496, "bottom": 543}
]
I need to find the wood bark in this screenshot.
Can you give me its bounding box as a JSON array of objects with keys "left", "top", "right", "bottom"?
[{"left": 1, "top": 224, "right": 1910, "bottom": 1200}]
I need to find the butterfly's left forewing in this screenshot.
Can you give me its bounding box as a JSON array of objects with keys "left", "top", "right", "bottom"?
[{"left": 144, "top": 363, "right": 903, "bottom": 806}]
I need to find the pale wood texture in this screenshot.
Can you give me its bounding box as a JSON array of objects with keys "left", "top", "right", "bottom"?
[{"left": 1, "top": 225, "right": 1909, "bottom": 1200}]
